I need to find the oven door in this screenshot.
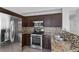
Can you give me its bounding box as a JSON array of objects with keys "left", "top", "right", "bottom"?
[{"left": 31, "top": 34, "right": 42, "bottom": 49}]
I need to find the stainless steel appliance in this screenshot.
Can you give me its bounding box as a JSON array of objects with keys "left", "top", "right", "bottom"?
[
  {"left": 10, "top": 20, "right": 15, "bottom": 42},
  {"left": 31, "top": 21, "right": 44, "bottom": 49},
  {"left": 31, "top": 34, "right": 42, "bottom": 49},
  {"left": 33, "top": 21, "right": 43, "bottom": 27}
]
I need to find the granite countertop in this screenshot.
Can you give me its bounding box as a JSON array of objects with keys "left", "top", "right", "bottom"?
[
  {"left": 69, "top": 31, "right": 79, "bottom": 36},
  {"left": 51, "top": 30, "right": 79, "bottom": 52},
  {"left": 51, "top": 35, "right": 72, "bottom": 52},
  {"left": 22, "top": 31, "right": 32, "bottom": 34},
  {"left": 22, "top": 33, "right": 31, "bottom": 35}
]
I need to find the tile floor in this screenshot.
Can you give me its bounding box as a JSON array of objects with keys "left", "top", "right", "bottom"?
[
  {"left": 0, "top": 42, "right": 21, "bottom": 52},
  {"left": 22, "top": 46, "right": 51, "bottom": 52},
  {"left": 0, "top": 42, "right": 51, "bottom": 52}
]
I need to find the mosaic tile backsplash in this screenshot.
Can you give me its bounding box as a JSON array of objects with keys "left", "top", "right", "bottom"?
[{"left": 22, "top": 27, "right": 62, "bottom": 35}]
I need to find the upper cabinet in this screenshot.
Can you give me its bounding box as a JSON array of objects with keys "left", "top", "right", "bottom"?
[
  {"left": 22, "top": 16, "right": 44, "bottom": 27},
  {"left": 22, "top": 13, "right": 62, "bottom": 27},
  {"left": 44, "top": 13, "right": 62, "bottom": 27},
  {"left": 22, "top": 17, "right": 31, "bottom": 27}
]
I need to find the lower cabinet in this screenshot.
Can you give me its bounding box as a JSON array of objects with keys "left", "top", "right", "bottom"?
[
  {"left": 22, "top": 34, "right": 51, "bottom": 50},
  {"left": 22, "top": 34, "right": 30, "bottom": 48},
  {"left": 42, "top": 35, "right": 51, "bottom": 50}
]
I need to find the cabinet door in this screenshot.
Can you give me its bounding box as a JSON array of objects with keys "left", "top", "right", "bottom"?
[
  {"left": 44, "top": 13, "right": 62, "bottom": 27},
  {"left": 22, "top": 34, "right": 30, "bottom": 47},
  {"left": 42, "top": 35, "right": 51, "bottom": 50},
  {"left": 22, "top": 34, "right": 26, "bottom": 47},
  {"left": 43, "top": 15, "right": 52, "bottom": 27},
  {"left": 26, "top": 34, "right": 30, "bottom": 46},
  {"left": 52, "top": 13, "right": 62, "bottom": 27},
  {"left": 22, "top": 17, "right": 28, "bottom": 27}
]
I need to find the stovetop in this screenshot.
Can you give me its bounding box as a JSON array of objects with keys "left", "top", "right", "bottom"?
[{"left": 32, "top": 32, "right": 44, "bottom": 35}]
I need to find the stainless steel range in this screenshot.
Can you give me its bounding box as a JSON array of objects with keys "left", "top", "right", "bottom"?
[
  {"left": 31, "top": 33, "right": 42, "bottom": 49},
  {"left": 31, "top": 21, "right": 44, "bottom": 49}
]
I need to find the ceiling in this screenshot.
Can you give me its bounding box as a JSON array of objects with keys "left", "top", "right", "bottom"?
[{"left": 3, "top": 7, "right": 62, "bottom": 16}]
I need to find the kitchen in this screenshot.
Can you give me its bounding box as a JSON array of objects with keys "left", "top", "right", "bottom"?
[
  {"left": 0, "top": 7, "right": 79, "bottom": 52},
  {"left": 22, "top": 12, "right": 62, "bottom": 52}
]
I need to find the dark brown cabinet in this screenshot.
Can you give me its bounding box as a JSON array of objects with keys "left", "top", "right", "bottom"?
[
  {"left": 44, "top": 13, "right": 62, "bottom": 27},
  {"left": 22, "top": 17, "right": 33, "bottom": 27},
  {"left": 22, "top": 17, "right": 28, "bottom": 27},
  {"left": 22, "top": 13, "right": 62, "bottom": 27},
  {"left": 22, "top": 34, "right": 30, "bottom": 47},
  {"left": 42, "top": 35, "right": 51, "bottom": 50},
  {"left": 52, "top": 13, "right": 62, "bottom": 27},
  {"left": 22, "top": 16, "right": 43, "bottom": 27},
  {"left": 43, "top": 15, "right": 52, "bottom": 27}
]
